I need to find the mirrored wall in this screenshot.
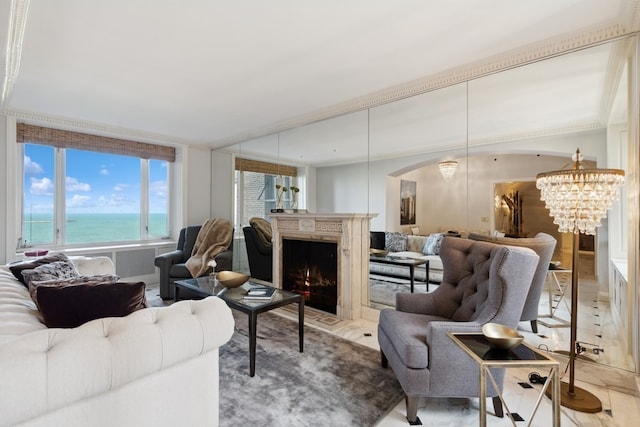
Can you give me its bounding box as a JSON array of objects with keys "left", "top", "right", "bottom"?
[{"left": 224, "top": 35, "right": 637, "bottom": 372}]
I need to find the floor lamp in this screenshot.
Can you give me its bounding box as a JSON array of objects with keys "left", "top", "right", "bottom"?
[{"left": 536, "top": 149, "right": 624, "bottom": 413}]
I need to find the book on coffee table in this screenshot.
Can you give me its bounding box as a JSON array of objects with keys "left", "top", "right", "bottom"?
[{"left": 243, "top": 286, "right": 276, "bottom": 300}]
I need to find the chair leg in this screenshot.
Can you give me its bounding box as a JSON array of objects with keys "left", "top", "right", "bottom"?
[
  {"left": 530, "top": 320, "right": 538, "bottom": 334},
  {"left": 492, "top": 396, "right": 504, "bottom": 418},
  {"left": 381, "top": 350, "right": 388, "bottom": 368},
  {"left": 406, "top": 396, "right": 422, "bottom": 425}
]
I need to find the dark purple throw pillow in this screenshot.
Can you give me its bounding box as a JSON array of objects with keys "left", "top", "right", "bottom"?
[{"left": 34, "top": 281, "right": 148, "bottom": 328}]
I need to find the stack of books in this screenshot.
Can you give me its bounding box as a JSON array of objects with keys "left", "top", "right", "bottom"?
[{"left": 243, "top": 286, "right": 276, "bottom": 301}]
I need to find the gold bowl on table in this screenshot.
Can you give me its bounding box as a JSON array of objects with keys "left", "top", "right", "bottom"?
[
  {"left": 216, "top": 271, "right": 250, "bottom": 288},
  {"left": 369, "top": 248, "right": 389, "bottom": 257},
  {"left": 482, "top": 323, "right": 524, "bottom": 350}
]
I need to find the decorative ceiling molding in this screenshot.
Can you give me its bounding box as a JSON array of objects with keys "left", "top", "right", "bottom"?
[
  {"left": 1, "top": 0, "right": 29, "bottom": 113},
  {"left": 214, "top": 23, "right": 635, "bottom": 147}
]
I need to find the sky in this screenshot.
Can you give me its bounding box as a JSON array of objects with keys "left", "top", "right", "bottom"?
[{"left": 23, "top": 144, "right": 168, "bottom": 215}]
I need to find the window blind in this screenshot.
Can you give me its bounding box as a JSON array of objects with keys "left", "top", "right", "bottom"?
[
  {"left": 16, "top": 123, "right": 176, "bottom": 162},
  {"left": 235, "top": 157, "right": 297, "bottom": 177}
]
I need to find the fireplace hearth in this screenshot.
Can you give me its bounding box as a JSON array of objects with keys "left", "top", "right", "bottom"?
[
  {"left": 271, "top": 212, "right": 375, "bottom": 320},
  {"left": 282, "top": 239, "right": 337, "bottom": 314}
]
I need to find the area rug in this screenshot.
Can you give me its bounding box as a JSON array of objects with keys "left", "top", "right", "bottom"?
[{"left": 219, "top": 310, "right": 404, "bottom": 427}]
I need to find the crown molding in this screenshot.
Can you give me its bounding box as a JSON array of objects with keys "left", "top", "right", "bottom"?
[{"left": 214, "top": 23, "right": 636, "bottom": 147}]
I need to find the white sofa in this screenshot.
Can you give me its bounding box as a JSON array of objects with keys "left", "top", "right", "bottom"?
[
  {"left": 0, "top": 256, "right": 235, "bottom": 427},
  {"left": 369, "top": 233, "right": 445, "bottom": 283}
]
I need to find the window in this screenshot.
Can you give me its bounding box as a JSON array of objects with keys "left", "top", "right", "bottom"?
[
  {"left": 233, "top": 158, "right": 299, "bottom": 231},
  {"left": 18, "top": 124, "right": 173, "bottom": 247}
]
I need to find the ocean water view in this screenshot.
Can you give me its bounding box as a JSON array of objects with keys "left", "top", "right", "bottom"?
[{"left": 22, "top": 213, "right": 168, "bottom": 245}]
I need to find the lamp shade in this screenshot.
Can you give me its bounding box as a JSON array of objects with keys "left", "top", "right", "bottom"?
[
  {"left": 536, "top": 149, "right": 624, "bottom": 235},
  {"left": 438, "top": 160, "right": 458, "bottom": 182}
]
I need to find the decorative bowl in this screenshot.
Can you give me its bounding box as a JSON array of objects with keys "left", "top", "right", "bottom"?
[
  {"left": 370, "top": 248, "right": 389, "bottom": 257},
  {"left": 482, "top": 323, "right": 524, "bottom": 350},
  {"left": 216, "top": 271, "right": 250, "bottom": 288}
]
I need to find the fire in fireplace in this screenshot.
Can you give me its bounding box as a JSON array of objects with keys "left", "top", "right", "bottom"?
[{"left": 282, "top": 238, "right": 338, "bottom": 314}]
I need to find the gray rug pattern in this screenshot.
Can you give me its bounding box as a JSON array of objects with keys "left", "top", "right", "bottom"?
[{"left": 219, "top": 310, "right": 404, "bottom": 427}]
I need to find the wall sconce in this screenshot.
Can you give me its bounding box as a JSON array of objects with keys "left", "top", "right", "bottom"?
[{"left": 438, "top": 160, "right": 458, "bottom": 182}]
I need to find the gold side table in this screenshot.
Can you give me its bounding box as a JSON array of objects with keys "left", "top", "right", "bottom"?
[{"left": 449, "top": 332, "right": 561, "bottom": 427}]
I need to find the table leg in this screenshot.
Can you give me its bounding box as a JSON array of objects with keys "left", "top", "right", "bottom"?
[
  {"left": 479, "top": 367, "right": 487, "bottom": 427},
  {"left": 552, "top": 365, "right": 561, "bottom": 426},
  {"left": 409, "top": 265, "right": 415, "bottom": 293},
  {"left": 248, "top": 311, "right": 257, "bottom": 377},
  {"left": 298, "top": 297, "right": 304, "bottom": 353},
  {"left": 174, "top": 285, "right": 180, "bottom": 302}
]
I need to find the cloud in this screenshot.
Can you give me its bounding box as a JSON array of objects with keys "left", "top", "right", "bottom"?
[
  {"left": 113, "top": 183, "right": 129, "bottom": 192},
  {"left": 30, "top": 177, "right": 54, "bottom": 195},
  {"left": 24, "top": 156, "right": 44, "bottom": 175},
  {"left": 97, "top": 193, "right": 131, "bottom": 207},
  {"left": 67, "top": 194, "right": 91, "bottom": 208},
  {"left": 66, "top": 176, "right": 91, "bottom": 192},
  {"left": 99, "top": 166, "right": 109, "bottom": 175}
]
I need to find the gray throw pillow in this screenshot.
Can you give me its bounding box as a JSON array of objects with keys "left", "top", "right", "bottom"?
[
  {"left": 385, "top": 232, "right": 407, "bottom": 252},
  {"left": 423, "top": 233, "right": 445, "bottom": 255},
  {"left": 21, "top": 259, "right": 79, "bottom": 286}
]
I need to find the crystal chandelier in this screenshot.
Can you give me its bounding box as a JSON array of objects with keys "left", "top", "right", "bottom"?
[
  {"left": 535, "top": 148, "right": 624, "bottom": 413},
  {"left": 536, "top": 149, "right": 624, "bottom": 235},
  {"left": 438, "top": 160, "right": 458, "bottom": 182}
]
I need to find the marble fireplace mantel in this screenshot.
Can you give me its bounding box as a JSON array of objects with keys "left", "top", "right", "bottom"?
[{"left": 270, "top": 212, "right": 375, "bottom": 320}]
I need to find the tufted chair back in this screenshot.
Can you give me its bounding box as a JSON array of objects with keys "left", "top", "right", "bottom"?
[
  {"left": 423, "top": 237, "right": 530, "bottom": 326},
  {"left": 468, "top": 232, "right": 557, "bottom": 332}
]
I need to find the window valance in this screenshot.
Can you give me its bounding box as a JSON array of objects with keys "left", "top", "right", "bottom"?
[
  {"left": 235, "top": 157, "right": 297, "bottom": 177},
  {"left": 16, "top": 123, "right": 176, "bottom": 162}
]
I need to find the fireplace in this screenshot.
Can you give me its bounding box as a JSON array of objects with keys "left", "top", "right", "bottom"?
[
  {"left": 282, "top": 238, "right": 338, "bottom": 314},
  {"left": 271, "top": 212, "right": 375, "bottom": 320}
]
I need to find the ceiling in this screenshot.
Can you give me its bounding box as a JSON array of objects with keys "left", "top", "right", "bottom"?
[{"left": 1, "top": 0, "right": 639, "bottom": 165}]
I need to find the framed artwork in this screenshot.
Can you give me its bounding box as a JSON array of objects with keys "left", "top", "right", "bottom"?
[{"left": 400, "top": 180, "right": 416, "bottom": 225}]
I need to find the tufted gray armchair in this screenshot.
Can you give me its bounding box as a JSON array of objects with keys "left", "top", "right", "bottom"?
[
  {"left": 377, "top": 237, "right": 539, "bottom": 424},
  {"left": 468, "top": 232, "right": 557, "bottom": 333}
]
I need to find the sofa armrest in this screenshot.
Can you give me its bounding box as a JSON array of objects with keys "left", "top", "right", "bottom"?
[
  {"left": 214, "top": 250, "right": 233, "bottom": 271},
  {"left": 154, "top": 250, "right": 185, "bottom": 268},
  {"left": 424, "top": 321, "right": 497, "bottom": 395},
  {"left": 0, "top": 297, "right": 234, "bottom": 427},
  {"left": 69, "top": 256, "right": 116, "bottom": 275},
  {"left": 395, "top": 292, "right": 437, "bottom": 314}
]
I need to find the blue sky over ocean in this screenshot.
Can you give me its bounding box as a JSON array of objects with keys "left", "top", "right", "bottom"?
[{"left": 23, "top": 144, "right": 168, "bottom": 215}]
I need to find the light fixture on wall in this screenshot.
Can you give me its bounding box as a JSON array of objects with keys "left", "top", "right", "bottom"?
[
  {"left": 438, "top": 160, "right": 458, "bottom": 182},
  {"left": 536, "top": 148, "right": 624, "bottom": 413}
]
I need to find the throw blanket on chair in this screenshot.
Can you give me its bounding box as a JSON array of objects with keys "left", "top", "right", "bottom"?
[
  {"left": 186, "top": 218, "right": 233, "bottom": 278},
  {"left": 249, "top": 217, "right": 273, "bottom": 247}
]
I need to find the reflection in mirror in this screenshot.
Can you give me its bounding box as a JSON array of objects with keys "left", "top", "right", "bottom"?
[
  {"left": 367, "top": 82, "right": 468, "bottom": 233},
  {"left": 221, "top": 36, "right": 636, "bottom": 373},
  {"left": 466, "top": 38, "right": 634, "bottom": 372}
]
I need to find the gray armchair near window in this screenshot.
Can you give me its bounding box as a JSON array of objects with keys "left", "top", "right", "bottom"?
[
  {"left": 377, "top": 237, "right": 539, "bottom": 424},
  {"left": 154, "top": 225, "right": 233, "bottom": 299}
]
